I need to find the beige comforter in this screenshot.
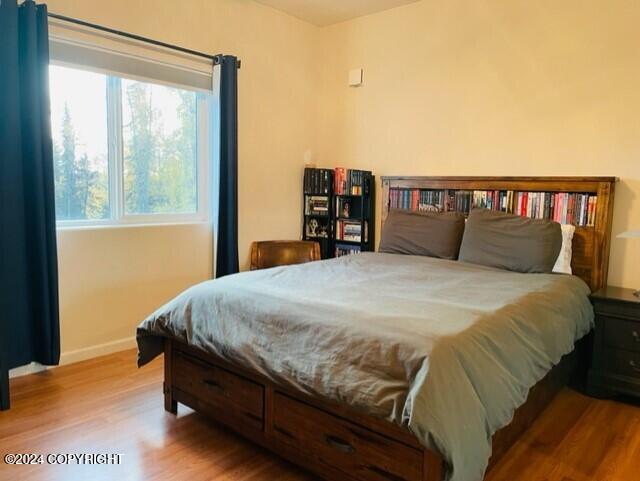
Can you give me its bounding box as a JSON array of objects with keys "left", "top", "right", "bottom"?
[{"left": 137, "top": 253, "right": 593, "bottom": 481}]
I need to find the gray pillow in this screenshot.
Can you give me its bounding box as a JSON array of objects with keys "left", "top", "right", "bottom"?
[
  {"left": 379, "top": 210, "right": 466, "bottom": 260},
  {"left": 458, "top": 209, "right": 562, "bottom": 273}
]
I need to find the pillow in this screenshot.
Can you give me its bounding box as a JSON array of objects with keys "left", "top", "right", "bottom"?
[
  {"left": 379, "top": 210, "right": 466, "bottom": 260},
  {"left": 552, "top": 224, "right": 575, "bottom": 275},
  {"left": 458, "top": 208, "right": 562, "bottom": 273}
]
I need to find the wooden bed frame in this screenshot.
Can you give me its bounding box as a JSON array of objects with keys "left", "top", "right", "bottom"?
[{"left": 163, "top": 176, "right": 617, "bottom": 481}]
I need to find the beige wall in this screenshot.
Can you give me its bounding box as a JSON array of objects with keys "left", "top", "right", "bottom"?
[
  {"left": 41, "top": 0, "right": 640, "bottom": 361},
  {"left": 318, "top": 0, "right": 639, "bottom": 289},
  {"left": 46, "top": 0, "right": 321, "bottom": 355},
  {"left": 56, "top": 224, "right": 212, "bottom": 354}
]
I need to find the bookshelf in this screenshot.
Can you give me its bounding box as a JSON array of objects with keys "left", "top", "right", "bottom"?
[
  {"left": 303, "top": 168, "right": 375, "bottom": 259},
  {"left": 334, "top": 169, "right": 375, "bottom": 258},
  {"left": 388, "top": 188, "right": 598, "bottom": 226},
  {"left": 302, "top": 168, "right": 334, "bottom": 259}
]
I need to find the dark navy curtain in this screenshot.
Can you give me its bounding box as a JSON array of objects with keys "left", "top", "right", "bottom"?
[
  {"left": 0, "top": 0, "right": 60, "bottom": 409},
  {"left": 215, "top": 55, "right": 239, "bottom": 278}
]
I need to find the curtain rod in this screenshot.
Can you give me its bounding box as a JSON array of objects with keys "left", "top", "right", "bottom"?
[{"left": 47, "top": 12, "right": 240, "bottom": 68}]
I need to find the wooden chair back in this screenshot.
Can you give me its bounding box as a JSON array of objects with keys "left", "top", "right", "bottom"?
[{"left": 250, "top": 240, "right": 321, "bottom": 270}]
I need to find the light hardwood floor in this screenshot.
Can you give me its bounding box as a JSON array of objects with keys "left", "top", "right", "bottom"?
[{"left": 1, "top": 350, "right": 639, "bottom": 481}]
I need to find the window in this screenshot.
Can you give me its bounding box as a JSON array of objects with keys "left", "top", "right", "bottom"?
[
  {"left": 122, "top": 79, "right": 198, "bottom": 215},
  {"left": 49, "top": 64, "right": 210, "bottom": 226},
  {"left": 50, "top": 67, "right": 110, "bottom": 221}
]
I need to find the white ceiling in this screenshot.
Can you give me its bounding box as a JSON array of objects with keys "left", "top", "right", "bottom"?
[{"left": 255, "top": 0, "right": 420, "bottom": 27}]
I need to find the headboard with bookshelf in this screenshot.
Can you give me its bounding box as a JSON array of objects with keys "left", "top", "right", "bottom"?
[{"left": 381, "top": 176, "right": 618, "bottom": 292}]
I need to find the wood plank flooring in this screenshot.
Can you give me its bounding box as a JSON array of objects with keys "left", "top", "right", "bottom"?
[{"left": 1, "top": 349, "right": 639, "bottom": 481}]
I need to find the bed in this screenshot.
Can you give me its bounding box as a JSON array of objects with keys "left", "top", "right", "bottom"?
[{"left": 137, "top": 176, "right": 616, "bottom": 481}]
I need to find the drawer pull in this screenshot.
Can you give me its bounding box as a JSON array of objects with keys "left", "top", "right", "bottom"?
[
  {"left": 244, "top": 412, "right": 262, "bottom": 422},
  {"left": 274, "top": 425, "right": 294, "bottom": 439},
  {"left": 202, "top": 379, "right": 224, "bottom": 393},
  {"left": 632, "top": 331, "right": 640, "bottom": 343},
  {"left": 630, "top": 360, "right": 640, "bottom": 373},
  {"left": 367, "top": 465, "right": 406, "bottom": 481},
  {"left": 324, "top": 434, "right": 355, "bottom": 454}
]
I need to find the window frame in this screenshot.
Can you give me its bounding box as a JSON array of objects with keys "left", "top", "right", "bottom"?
[{"left": 52, "top": 62, "right": 211, "bottom": 229}]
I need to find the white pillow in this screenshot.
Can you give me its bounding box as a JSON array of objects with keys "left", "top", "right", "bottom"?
[{"left": 553, "top": 224, "right": 575, "bottom": 275}]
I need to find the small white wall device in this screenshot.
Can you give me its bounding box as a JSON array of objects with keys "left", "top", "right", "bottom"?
[{"left": 348, "top": 68, "right": 363, "bottom": 87}]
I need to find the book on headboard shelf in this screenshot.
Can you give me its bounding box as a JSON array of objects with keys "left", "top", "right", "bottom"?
[{"left": 389, "top": 188, "right": 598, "bottom": 227}]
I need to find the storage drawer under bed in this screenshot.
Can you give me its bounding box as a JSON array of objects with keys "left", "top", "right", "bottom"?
[
  {"left": 172, "top": 350, "right": 264, "bottom": 430},
  {"left": 272, "top": 392, "right": 423, "bottom": 481}
]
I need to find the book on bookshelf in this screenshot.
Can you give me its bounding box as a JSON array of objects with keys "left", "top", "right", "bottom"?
[
  {"left": 389, "top": 188, "right": 597, "bottom": 227},
  {"left": 305, "top": 196, "right": 330, "bottom": 216},
  {"left": 304, "top": 167, "right": 333, "bottom": 194},
  {"left": 336, "top": 243, "right": 361, "bottom": 257},
  {"left": 334, "top": 168, "right": 368, "bottom": 195},
  {"left": 336, "top": 220, "right": 368, "bottom": 243}
]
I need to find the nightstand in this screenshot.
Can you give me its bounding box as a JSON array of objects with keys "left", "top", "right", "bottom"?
[{"left": 587, "top": 286, "right": 640, "bottom": 398}]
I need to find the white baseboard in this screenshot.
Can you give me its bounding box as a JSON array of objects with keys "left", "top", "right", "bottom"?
[
  {"left": 59, "top": 336, "right": 137, "bottom": 365},
  {"left": 9, "top": 336, "right": 137, "bottom": 379},
  {"left": 8, "top": 363, "right": 48, "bottom": 378}
]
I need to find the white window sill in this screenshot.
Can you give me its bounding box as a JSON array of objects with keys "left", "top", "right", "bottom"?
[{"left": 56, "top": 219, "right": 210, "bottom": 231}]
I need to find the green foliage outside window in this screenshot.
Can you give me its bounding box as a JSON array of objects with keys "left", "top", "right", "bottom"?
[{"left": 50, "top": 65, "right": 201, "bottom": 222}]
